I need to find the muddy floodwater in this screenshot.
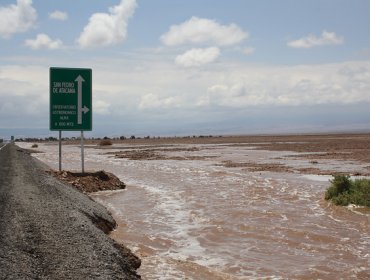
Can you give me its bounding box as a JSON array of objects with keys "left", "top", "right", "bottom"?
[{"left": 19, "top": 135, "right": 370, "bottom": 279}]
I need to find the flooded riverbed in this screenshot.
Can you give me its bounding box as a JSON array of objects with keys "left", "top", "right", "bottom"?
[{"left": 19, "top": 141, "right": 370, "bottom": 279}]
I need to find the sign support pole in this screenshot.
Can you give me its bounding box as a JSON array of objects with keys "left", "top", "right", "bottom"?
[
  {"left": 59, "top": 130, "right": 62, "bottom": 171},
  {"left": 81, "top": 131, "right": 85, "bottom": 174}
]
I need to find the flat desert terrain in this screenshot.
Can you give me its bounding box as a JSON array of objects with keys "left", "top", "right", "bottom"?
[{"left": 88, "top": 133, "right": 370, "bottom": 176}]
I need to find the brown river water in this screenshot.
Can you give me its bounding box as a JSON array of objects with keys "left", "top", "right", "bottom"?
[{"left": 19, "top": 142, "right": 370, "bottom": 279}]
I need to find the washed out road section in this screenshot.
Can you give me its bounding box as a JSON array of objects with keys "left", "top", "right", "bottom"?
[{"left": 0, "top": 144, "right": 140, "bottom": 279}]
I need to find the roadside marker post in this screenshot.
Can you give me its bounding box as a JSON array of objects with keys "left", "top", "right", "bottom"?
[{"left": 50, "top": 67, "right": 92, "bottom": 173}]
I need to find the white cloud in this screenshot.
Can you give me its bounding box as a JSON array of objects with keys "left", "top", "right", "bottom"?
[
  {"left": 94, "top": 100, "right": 110, "bottom": 115},
  {"left": 175, "top": 47, "right": 220, "bottom": 67},
  {"left": 0, "top": 0, "right": 37, "bottom": 38},
  {"left": 2, "top": 56, "right": 370, "bottom": 133},
  {"left": 25, "top": 33, "right": 63, "bottom": 50},
  {"left": 243, "top": 47, "right": 255, "bottom": 55},
  {"left": 77, "top": 0, "right": 137, "bottom": 48},
  {"left": 160, "top": 16, "right": 248, "bottom": 47},
  {"left": 139, "top": 93, "right": 180, "bottom": 110},
  {"left": 49, "top": 10, "right": 68, "bottom": 21},
  {"left": 92, "top": 57, "right": 370, "bottom": 113},
  {"left": 0, "top": 65, "right": 48, "bottom": 120},
  {"left": 287, "top": 30, "right": 344, "bottom": 49},
  {"left": 198, "top": 62, "right": 370, "bottom": 108}
]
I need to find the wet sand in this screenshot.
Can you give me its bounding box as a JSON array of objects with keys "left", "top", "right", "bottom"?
[
  {"left": 95, "top": 133, "right": 370, "bottom": 176},
  {"left": 91, "top": 132, "right": 370, "bottom": 162}
]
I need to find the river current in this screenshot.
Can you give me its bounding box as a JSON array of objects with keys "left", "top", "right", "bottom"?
[{"left": 19, "top": 142, "right": 370, "bottom": 279}]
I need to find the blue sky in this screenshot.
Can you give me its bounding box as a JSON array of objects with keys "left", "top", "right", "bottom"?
[{"left": 1, "top": 0, "right": 370, "bottom": 138}]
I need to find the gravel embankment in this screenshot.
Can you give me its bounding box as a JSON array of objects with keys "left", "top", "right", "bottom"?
[{"left": 0, "top": 144, "right": 141, "bottom": 279}]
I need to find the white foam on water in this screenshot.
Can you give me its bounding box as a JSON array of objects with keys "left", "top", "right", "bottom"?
[{"left": 301, "top": 174, "right": 332, "bottom": 182}]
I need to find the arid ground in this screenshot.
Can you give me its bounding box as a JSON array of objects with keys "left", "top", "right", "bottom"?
[{"left": 86, "top": 133, "right": 370, "bottom": 176}]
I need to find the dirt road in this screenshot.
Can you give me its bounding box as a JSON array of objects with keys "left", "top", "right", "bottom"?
[{"left": 0, "top": 144, "right": 140, "bottom": 279}]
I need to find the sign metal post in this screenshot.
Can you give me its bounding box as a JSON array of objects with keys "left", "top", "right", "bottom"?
[
  {"left": 59, "top": 130, "right": 62, "bottom": 171},
  {"left": 81, "top": 131, "right": 85, "bottom": 174}
]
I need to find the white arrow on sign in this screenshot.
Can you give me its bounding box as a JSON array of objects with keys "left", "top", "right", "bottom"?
[
  {"left": 75, "top": 75, "right": 89, "bottom": 125},
  {"left": 81, "top": 105, "right": 89, "bottom": 114}
]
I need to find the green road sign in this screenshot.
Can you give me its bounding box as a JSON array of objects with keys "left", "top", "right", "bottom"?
[{"left": 50, "top": 67, "right": 92, "bottom": 131}]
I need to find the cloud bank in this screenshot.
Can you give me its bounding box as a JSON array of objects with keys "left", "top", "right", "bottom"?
[
  {"left": 1, "top": 59, "right": 370, "bottom": 134},
  {"left": 0, "top": 0, "right": 37, "bottom": 38},
  {"left": 77, "top": 0, "right": 137, "bottom": 48}
]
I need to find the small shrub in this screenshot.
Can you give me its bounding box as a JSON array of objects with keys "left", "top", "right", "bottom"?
[
  {"left": 325, "top": 175, "right": 370, "bottom": 207},
  {"left": 31, "top": 143, "right": 38, "bottom": 148},
  {"left": 350, "top": 179, "right": 370, "bottom": 207},
  {"left": 331, "top": 192, "right": 351, "bottom": 206},
  {"left": 325, "top": 175, "right": 351, "bottom": 200},
  {"left": 99, "top": 139, "right": 112, "bottom": 146}
]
